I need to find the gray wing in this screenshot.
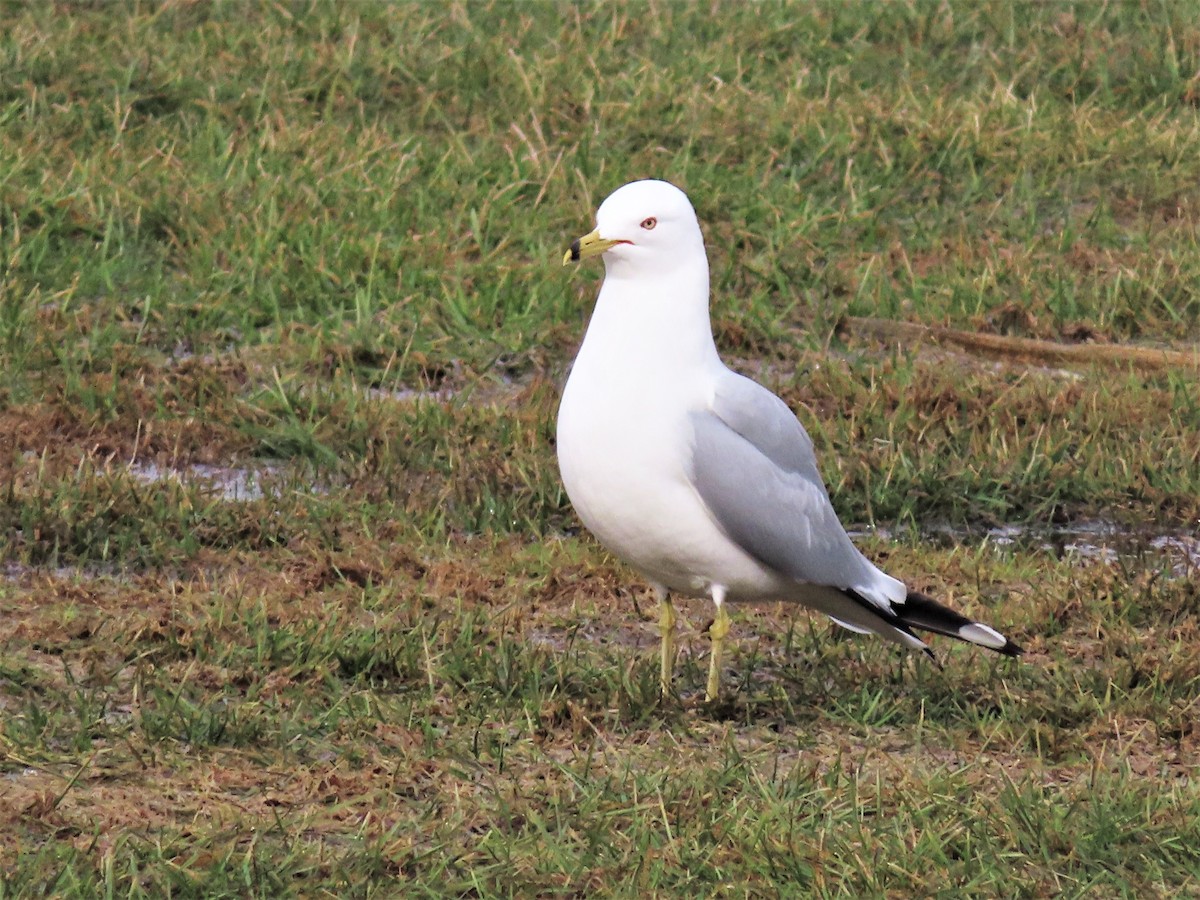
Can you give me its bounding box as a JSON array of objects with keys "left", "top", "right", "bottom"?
[{"left": 689, "top": 371, "right": 881, "bottom": 593}]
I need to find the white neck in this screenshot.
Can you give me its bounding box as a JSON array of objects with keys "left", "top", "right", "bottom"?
[{"left": 578, "top": 253, "right": 719, "bottom": 375}]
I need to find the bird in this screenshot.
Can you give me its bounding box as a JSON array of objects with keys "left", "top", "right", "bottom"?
[{"left": 557, "top": 179, "right": 1023, "bottom": 702}]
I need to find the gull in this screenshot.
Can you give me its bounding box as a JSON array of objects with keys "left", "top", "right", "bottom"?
[{"left": 558, "top": 179, "right": 1023, "bottom": 702}]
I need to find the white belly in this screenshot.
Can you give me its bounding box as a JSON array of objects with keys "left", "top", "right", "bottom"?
[{"left": 556, "top": 365, "right": 787, "bottom": 600}]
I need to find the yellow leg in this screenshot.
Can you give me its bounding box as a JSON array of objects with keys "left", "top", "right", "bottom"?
[
  {"left": 658, "top": 592, "right": 675, "bottom": 698},
  {"left": 705, "top": 590, "right": 731, "bottom": 702}
]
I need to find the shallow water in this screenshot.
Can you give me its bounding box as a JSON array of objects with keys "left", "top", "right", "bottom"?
[
  {"left": 365, "top": 386, "right": 457, "bottom": 403},
  {"left": 981, "top": 521, "right": 1198, "bottom": 577},
  {"left": 850, "top": 519, "right": 1200, "bottom": 578},
  {"left": 127, "top": 461, "right": 281, "bottom": 502}
]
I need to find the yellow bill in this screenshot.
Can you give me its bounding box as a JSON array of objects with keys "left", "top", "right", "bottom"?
[{"left": 562, "top": 228, "right": 627, "bottom": 266}]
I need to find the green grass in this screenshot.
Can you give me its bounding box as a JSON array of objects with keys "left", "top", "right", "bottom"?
[{"left": 2, "top": 2, "right": 1199, "bottom": 897}]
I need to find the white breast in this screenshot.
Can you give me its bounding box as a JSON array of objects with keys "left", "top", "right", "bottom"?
[{"left": 557, "top": 336, "right": 787, "bottom": 599}]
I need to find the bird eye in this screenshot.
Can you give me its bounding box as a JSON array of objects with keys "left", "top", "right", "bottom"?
[{"left": 640, "top": 217, "right": 657, "bottom": 230}]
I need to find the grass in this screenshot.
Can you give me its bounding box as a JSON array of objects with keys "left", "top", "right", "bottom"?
[{"left": 1, "top": 1, "right": 1199, "bottom": 896}]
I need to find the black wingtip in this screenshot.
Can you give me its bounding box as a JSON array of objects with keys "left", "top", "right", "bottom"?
[
  {"left": 922, "top": 645, "right": 944, "bottom": 671},
  {"left": 882, "top": 589, "right": 1025, "bottom": 659},
  {"left": 838, "top": 588, "right": 1025, "bottom": 661},
  {"left": 997, "top": 638, "right": 1025, "bottom": 658}
]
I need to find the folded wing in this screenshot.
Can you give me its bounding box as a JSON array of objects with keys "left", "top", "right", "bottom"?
[{"left": 688, "top": 372, "right": 903, "bottom": 609}]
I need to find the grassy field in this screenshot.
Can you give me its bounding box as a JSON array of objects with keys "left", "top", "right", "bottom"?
[{"left": 2, "top": 1, "right": 1199, "bottom": 896}]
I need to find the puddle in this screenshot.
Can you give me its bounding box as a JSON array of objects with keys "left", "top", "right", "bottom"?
[
  {"left": 127, "top": 462, "right": 282, "bottom": 502},
  {"left": 975, "top": 521, "right": 1118, "bottom": 565},
  {"left": 527, "top": 620, "right": 658, "bottom": 654},
  {"left": 850, "top": 520, "right": 1200, "bottom": 578},
  {"left": 978, "top": 521, "right": 1199, "bottom": 577},
  {"left": 2, "top": 561, "right": 123, "bottom": 583},
  {"left": 1147, "top": 535, "right": 1200, "bottom": 575},
  {"left": 363, "top": 371, "right": 530, "bottom": 408},
  {"left": 366, "top": 386, "right": 457, "bottom": 403}
]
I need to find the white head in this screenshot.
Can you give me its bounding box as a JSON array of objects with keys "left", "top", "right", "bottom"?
[{"left": 563, "top": 180, "right": 706, "bottom": 279}]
